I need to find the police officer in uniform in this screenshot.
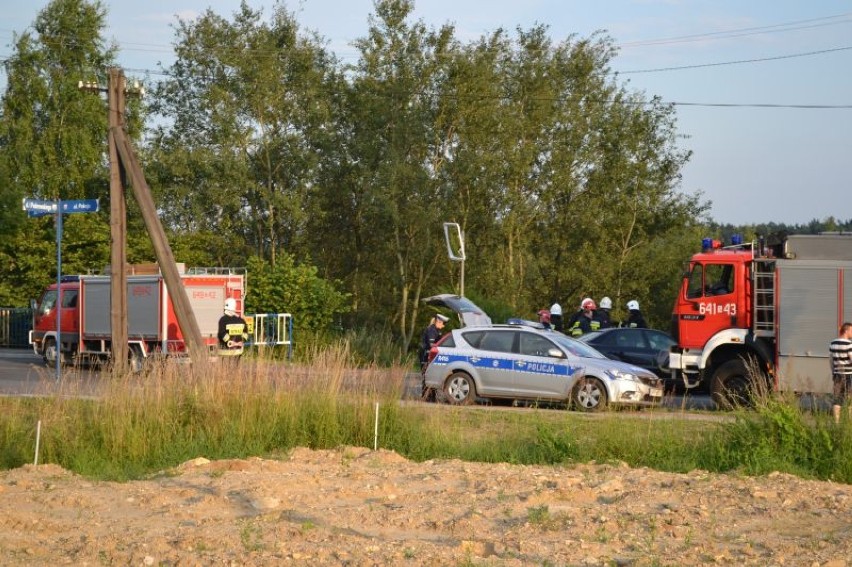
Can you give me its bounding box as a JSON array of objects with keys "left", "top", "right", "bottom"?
[{"left": 420, "top": 313, "right": 449, "bottom": 400}]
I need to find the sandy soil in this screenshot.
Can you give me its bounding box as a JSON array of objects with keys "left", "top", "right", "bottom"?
[{"left": 1, "top": 446, "right": 850, "bottom": 566}]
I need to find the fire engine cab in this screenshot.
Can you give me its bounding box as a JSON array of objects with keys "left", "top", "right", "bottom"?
[{"left": 668, "top": 233, "right": 852, "bottom": 407}]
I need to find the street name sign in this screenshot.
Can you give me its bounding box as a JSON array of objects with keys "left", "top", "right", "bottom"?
[{"left": 22, "top": 198, "right": 100, "bottom": 217}]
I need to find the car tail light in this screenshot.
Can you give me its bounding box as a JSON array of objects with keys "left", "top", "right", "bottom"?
[{"left": 426, "top": 334, "right": 451, "bottom": 366}]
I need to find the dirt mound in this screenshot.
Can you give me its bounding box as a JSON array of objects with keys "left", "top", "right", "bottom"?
[{"left": 1, "top": 447, "right": 850, "bottom": 565}]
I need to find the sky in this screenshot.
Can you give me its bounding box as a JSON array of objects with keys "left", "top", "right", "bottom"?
[{"left": 1, "top": 0, "right": 851, "bottom": 226}]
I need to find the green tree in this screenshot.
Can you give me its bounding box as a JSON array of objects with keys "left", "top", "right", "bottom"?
[
  {"left": 0, "top": 0, "right": 127, "bottom": 304},
  {"left": 316, "top": 0, "right": 456, "bottom": 345},
  {"left": 147, "top": 1, "right": 336, "bottom": 267}
]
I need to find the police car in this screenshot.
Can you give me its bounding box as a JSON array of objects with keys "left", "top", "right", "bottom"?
[{"left": 421, "top": 296, "right": 663, "bottom": 411}]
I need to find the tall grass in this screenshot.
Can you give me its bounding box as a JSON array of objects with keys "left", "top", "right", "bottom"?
[
  {"left": 695, "top": 391, "right": 852, "bottom": 482},
  {"left": 1, "top": 343, "right": 851, "bottom": 484}
]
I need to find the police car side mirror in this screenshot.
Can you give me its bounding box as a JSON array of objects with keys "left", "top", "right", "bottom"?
[
  {"left": 30, "top": 299, "right": 37, "bottom": 310},
  {"left": 547, "top": 348, "right": 565, "bottom": 359}
]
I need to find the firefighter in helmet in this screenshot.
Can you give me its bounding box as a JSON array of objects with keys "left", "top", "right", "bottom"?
[
  {"left": 218, "top": 298, "right": 249, "bottom": 356},
  {"left": 595, "top": 296, "right": 614, "bottom": 329},
  {"left": 550, "top": 302, "right": 563, "bottom": 332},
  {"left": 570, "top": 298, "right": 600, "bottom": 337},
  {"left": 624, "top": 299, "right": 647, "bottom": 329},
  {"left": 537, "top": 308, "right": 552, "bottom": 329}
]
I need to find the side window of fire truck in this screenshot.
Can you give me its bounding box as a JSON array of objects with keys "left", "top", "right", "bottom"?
[
  {"left": 61, "top": 290, "right": 78, "bottom": 308},
  {"left": 686, "top": 264, "right": 704, "bottom": 299},
  {"left": 704, "top": 264, "right": 733, "bottom": 296},
  {"left": 39, "top": 290, "right": 57, "bottom": 315}
]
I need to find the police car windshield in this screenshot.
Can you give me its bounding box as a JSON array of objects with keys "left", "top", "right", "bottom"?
[{"left": 552, "top": 334, "right": 608, "bottom": 359}]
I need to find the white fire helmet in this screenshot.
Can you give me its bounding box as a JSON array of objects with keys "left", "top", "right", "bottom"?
[
  {"left": 627, "top": 299, "right": 640, "bottom": 311},
  {"left": 580, "top": 298, "right": 596, "bottom": 311},
  {"left": 550, "top": 303, "right": 562, "bottom": 316},
  {"left": 224, "top": 298, "right": 237, "bottom": 313},
  {"left": 599, "top": 297, "right": 612, "bottom": 309}
]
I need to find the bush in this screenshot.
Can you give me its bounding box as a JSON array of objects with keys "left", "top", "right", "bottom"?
[{"left": 244, "top": 255, "right": 350, "bottom": 331}]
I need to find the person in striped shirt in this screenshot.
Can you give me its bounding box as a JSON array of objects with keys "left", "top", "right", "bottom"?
[{"left": 829, "top": 322, "right": 852, "bottom": 423}]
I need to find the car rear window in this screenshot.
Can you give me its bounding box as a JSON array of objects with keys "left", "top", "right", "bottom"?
[
  {"left": 463, "top": 330, "right": 515, "bottom": 353},
  {"left": 461, "top": 330, "right": 485, "bottom": 348},
  {"left": 438, "top": 333, "right": 455, "bottom": 348}
]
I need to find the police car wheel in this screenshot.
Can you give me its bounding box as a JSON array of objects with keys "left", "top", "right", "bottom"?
[
  {"left": 444, "top": 372, "right": 475, "bottom": 405},
  {"left": 572, "top": 377, "right": 608, "bottom": 412}
]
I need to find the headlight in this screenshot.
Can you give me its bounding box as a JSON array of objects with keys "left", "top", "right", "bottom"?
[{"left": 605, "top": 368, "right": 639, "bottom": 382}]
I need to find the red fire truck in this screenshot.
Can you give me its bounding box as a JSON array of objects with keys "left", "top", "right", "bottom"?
[
  {"left": 29, "top": 266, "right": 245, "bottom": 367},
  {"left": 668, "top": 233, "right": 852, "bottom": 407}
]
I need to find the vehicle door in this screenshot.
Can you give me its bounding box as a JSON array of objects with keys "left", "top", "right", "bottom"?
[
  {"left": 605, "top": 330, "right": 652, "bottom": 370},
  {"left": 33, "top": 289, "right": 58, "bottom": 341},
  {"left": 463, "top": 329, "right": 516, "bottom": 396},
  {"left": 514, "top": 330, "right": 572, "bottom": 398},
  {"left": 60, "top": 289, "right": 79, "bottom": 338},
  {"left": 680, "top": 261, "right": 739, "bottom": 348}
]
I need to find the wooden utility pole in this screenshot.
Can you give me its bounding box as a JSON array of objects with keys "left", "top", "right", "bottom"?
[
  {"left": 107, "top": 68, "right": 128, "bottom": 367},
  {"left": 111, "top": 127, "right": 207, "bottom": 361},
  {"left": 83, "top": 68, "right": 206, "bottom": 364}
]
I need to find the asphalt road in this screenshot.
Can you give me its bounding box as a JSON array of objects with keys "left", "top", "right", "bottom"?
[
  {"left": 0, "top": 347, "right": 102, "bottom": 397},
  {"left": 0, "top": 347, "right": 719, "bottom": 411}
]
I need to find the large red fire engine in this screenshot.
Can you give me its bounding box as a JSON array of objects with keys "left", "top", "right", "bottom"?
[
  {"left": 668, "top": 233, "right": 852, "bottom": 407},
  {"left": 29, "top": 266, "right": 245, "bottom": 367}
]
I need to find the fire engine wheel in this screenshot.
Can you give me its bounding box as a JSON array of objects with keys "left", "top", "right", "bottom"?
[
  {"left": 710, "top": 359, "right": 754, "bottom": 410},
  {"left": 444, "top": 372, "right": 476, "bottom": 405},
  {"left": 572, "top": 376, "right": 608, "bottom": 412},
  {"left": 128, "top": 347, "right": 144, "bottom": 373},
  {"left": 42, "top": 338, "right": 70, "bottom": 366}
]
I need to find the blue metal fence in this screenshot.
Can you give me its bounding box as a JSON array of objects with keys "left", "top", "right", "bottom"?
[{"left": 0, "top": 308, "right": 33, "bottom": 348}]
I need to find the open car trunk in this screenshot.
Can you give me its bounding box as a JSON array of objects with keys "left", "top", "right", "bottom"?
[{"left": 422, "top": 294, "right": 492, "bottom": 328}]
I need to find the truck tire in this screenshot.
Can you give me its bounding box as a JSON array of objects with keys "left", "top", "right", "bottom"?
[
  {"left": 42, "top": 338, "right": 71, "bottom": 366},
  {"left": 129, "top": 346, "right": 143, "bottom": 373},
  {"left": 710, "top": 359, "right": 754, "bottom": 410},
  {"left": 42, "top": 337, "right": 57, "bottom": 365}
]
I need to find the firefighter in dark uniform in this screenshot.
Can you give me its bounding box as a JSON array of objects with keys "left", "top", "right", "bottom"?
[
  {"left": 550, "top": 303, "right": 563, "bottom": 332},
  {"left": 624, "top": 299, "right": 647, "bottom": 328},
  {"left": 570, "top": 298, "right": 600, "bottom": 337},
  {"left": 537, "top": 309, "right": 552, "bottom": 329},
  {"left": 218, "top": 298, "right": 249, "bottom": 359},
  {"left": 595, "top": 296, "right": 614, "bottom": 329}
]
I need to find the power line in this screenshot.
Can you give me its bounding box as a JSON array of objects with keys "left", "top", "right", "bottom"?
[
  {"left": 669, "top": 102, "right": 852, "bottom": 109},
  {"left": 618, "top": 13, "right": 852, "bottom": 48},
  {"left": 621, "top": 45, "right": 852, "bottom": 73},
  {"left": 2, "top": 57, "right": 851, "bottom": 109}
]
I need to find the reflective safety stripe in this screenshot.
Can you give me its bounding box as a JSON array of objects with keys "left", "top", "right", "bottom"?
[
  {"left": 431, "top": 353, "right": 581, "bottom": 377},
  {"left": 226, "top": 323, "right": 247, "bottom": 339}
]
